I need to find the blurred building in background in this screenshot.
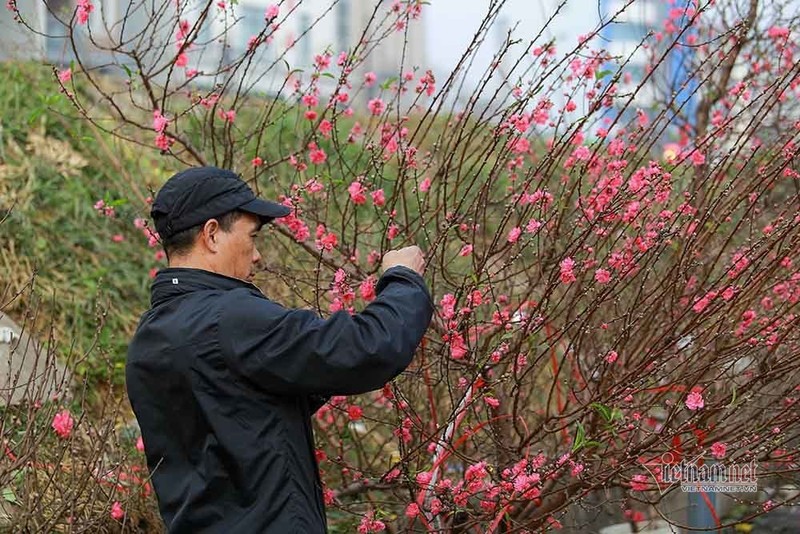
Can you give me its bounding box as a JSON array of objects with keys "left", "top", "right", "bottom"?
[
  {"left": 598, "top": 0, "right": 697, "bottom": 133},
  {"left": 0, "top": 0, "right": 426, "bottom": 104}
]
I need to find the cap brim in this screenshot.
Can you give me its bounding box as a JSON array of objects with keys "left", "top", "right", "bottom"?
[{"left": 239, "top": 198, "right": 292, "bottom": 223}]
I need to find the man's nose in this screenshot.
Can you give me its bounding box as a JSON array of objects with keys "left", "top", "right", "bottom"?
[{"left": 253, "top": 248, "right": 262, "bottom": 264}]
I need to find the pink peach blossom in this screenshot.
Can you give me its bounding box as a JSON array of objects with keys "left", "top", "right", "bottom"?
[
  {"left": 348, "top": 181, "right": 367, "bottom": 205},
  {"left": 767, "top": 26, "right": 789, "bottom": 39},
  {"left": 367, "top": 98, "right": 385, "bottom": 116},
  {"left": 595, "top": 268, "right": 611, "bottom": 284},
  {"left": 318, "top": 119, "right": 332, "bottom": 137},
  {"left": 370, "top": 189, "right": 385, "bottom": 206},
  {"left": 347, "top": 405, "right": 363, "bottom": 421},
  {"left": 309, "top": 145, "right": 327, "bottom": 165},
  {"left": 685, "top": 391, "right": 704, "bottom": 410},
  {"left": 153, "top": 110, "right": 168, "bottom": 133},
  {"left": 76, "top": 0, "right": 93, "bottom": 24},
  {"left": 359, "top": 277, "right": 376, "bottom": 302},
  {"left": 110, "top": 501, "right": 124, "bottom": 521},
  {"left": 52, "top": 410, "right": 74, "bottom": 439},
  {"left": 265, "top": 4, "right": 279, "bottom": 19}
]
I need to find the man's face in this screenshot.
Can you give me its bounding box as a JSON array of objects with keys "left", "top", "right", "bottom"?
[{"left": 215, "top": 212, "right": 263, "bottom": 282}]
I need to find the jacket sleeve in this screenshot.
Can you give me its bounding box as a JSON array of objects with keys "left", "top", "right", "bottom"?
[{"left": 218, "top": 266, "right": 434, "bottom": 396}]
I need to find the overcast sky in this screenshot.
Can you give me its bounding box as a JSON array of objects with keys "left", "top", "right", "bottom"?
[{"left": 424, "top": 0, "right": 601, "bottom": 85}]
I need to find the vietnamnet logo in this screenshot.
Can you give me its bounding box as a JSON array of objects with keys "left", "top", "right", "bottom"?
[{"left": 640, "top": 452, "right": 759, "bottom": 494}]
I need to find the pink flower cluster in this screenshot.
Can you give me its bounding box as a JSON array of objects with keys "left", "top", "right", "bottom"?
[
  {"left": 393, "top": 416, "right": 414, "bottom": 443},
  {"left": 58, "top": 68, "right": 72, "bottom": 83},
  {"left": 347, "top": 180, "right": 386, "bottom": 207},
  {"left": 93, "top": 199, "right": 115, "bottom": 218},
  {"left": 357, "top": 511, "right": 385, "bottom": 533},
  {"left": 348, "top": 181, "right": 367, "bottom": 204},
  {"left": 415, "top": 70, "right": 436, "bottom": 96},
  {"left": 308, "top": 142, "right": 327, "bottom": 165},
  {"left": 444, "top": 331, "right": 468, "bottom": 360},
  {"left": 728, "top": 249, "right": 751, "bottom": 279},
  {"left": 559, "top": 257, "right": 576, "bottom": 284},
  {"left": 51, "top": 409, "right": 74, "bottom": 439},
  {"left": 173, "top": 18, "right": 195, "bottom": 69},
  {"left": 685, "top": 390, "right": 704, "bottom": 410},
  {"left": 134, "top": 217, "right": 161, "bottom": 248},
  {"left": 265, "top": 4, "right": 279, "bottom": 20},
  {"left": 359, "top": 276, "right": 376, "bottom": 302},
  {"left": 76, "top": 0, "right": 93, "bottom": 25},
  {"left": 153, "top": 109, "right": 173, "bottom": 151},
  {"left": 347, "top": 404, "right": 362, "bottom": 421},
  {"left": 110, "top": 501, "right": 124, "bottom": 521},
  {"left": 328, "top": 268, "right": 355, "bottom": 314},
  {"left": 271, "top": 198, "right": 309, "bottom": 242},
  {"left": 367, "top": 98, "right": 386, "bottom": 116},
  {"left": 315, "top": 224, "right": 338, "bottom": 253}
]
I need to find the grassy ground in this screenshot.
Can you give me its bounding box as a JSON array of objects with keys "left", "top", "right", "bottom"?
[{"left": 1, "top": 62, "right": 167, "bottom": 390}]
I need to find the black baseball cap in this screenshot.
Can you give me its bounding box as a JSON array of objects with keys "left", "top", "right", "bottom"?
[{"left": 151, "top": 166, "right": 291, "bottom": 240}]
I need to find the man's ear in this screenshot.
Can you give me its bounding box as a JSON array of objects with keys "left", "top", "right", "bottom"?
[{"left": 201, "top": 219, "right": 221, "bottom": 252}]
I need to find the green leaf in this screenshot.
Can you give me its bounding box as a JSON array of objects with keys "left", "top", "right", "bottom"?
[
  {"left": 380, "top": 76, "right": 398, "bottom": 90},
  {"left": 571, "top": 421, "right": 586, "bottom": 452},
  {"left": 2, "top": 488, "right": 17, "bottom": 504},
  {"left": 320, "top": 72, "right": 336, "bottom": 79},
  {"left": 27, "top": 108, "right": 44, "bottom": 124},
  {"left": 595, "top": 69, "right": 613, "bottom": 79},
  {"left": 122, "top": 64, "right": 132, "bottom": 78},
  {"left": 590, "top": 402, "right": 612, "bottom": 422}
]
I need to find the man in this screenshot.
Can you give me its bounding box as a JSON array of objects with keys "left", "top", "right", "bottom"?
[{"left": 126, "top": 166, "right": 433, "bottom": 533}]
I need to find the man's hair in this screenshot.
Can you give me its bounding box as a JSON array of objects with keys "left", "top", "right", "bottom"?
[{"left": 161, "top": 210, "right": 244, "bottom": 260}]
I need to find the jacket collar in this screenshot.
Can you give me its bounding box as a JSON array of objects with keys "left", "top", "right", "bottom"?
[{"left": 150, "top": 267, "right": 259, "bottom": 307}]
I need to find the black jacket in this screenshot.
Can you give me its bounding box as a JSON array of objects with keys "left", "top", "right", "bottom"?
[{"left": 126, "top": 266, "right": 433, "bottom": 533}]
